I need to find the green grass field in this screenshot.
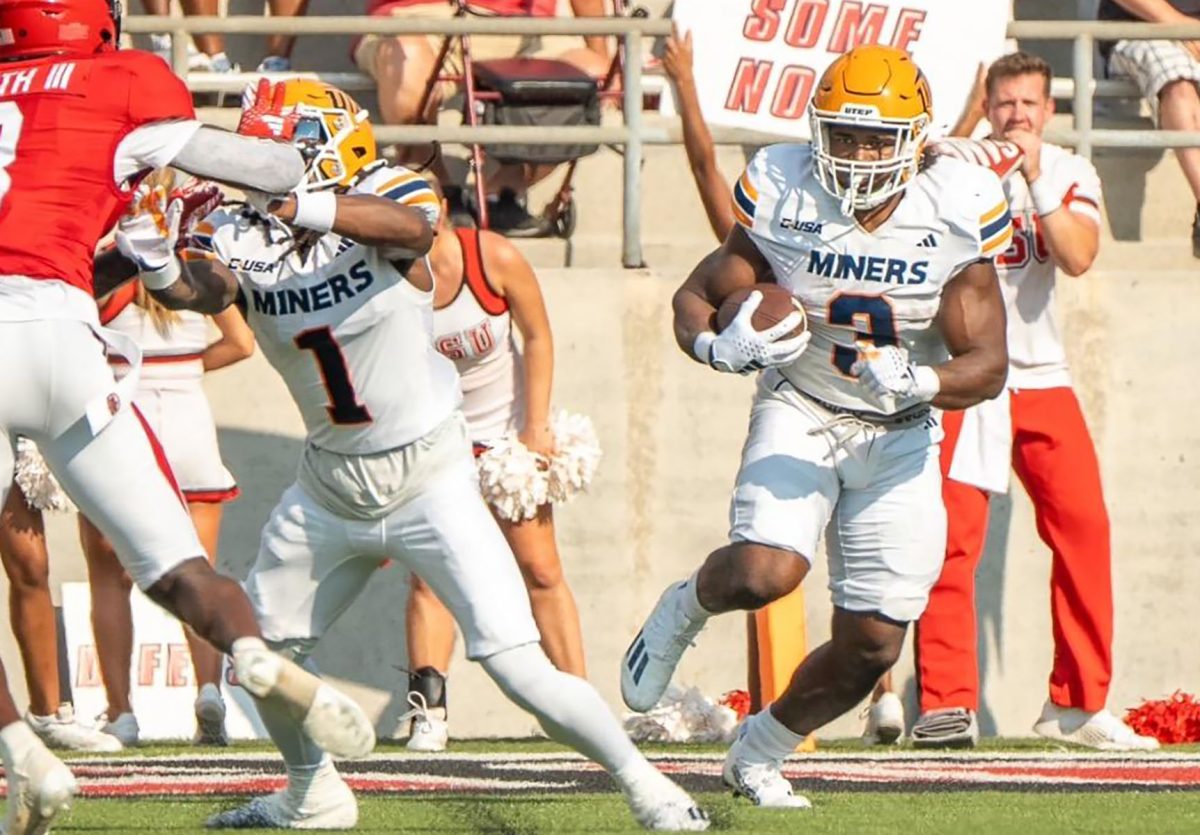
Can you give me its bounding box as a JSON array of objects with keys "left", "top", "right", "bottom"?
[
  {"left": 47, "top": 792, "right": 1200, "bottom": 834},
  {"left": 42, "top": 739, "right": 1200, "bottom": 834}
]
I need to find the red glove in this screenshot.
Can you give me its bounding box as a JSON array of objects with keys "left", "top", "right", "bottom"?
[
  {"left": 169, "top": 179, "right": 223, "bottom": 242},
  {"left": 236, "top": 77, "right": 298, "bottom": 141}
]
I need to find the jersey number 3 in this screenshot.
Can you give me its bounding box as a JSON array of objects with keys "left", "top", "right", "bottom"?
[
  {"left": 827, "top": 292, "right": 898, "bottom": 376},
  {"left": 294, "top": 327, "right": 373, "bottom": 425},
  {"left": 0, "top": 102, "right": 24, "bottom": 207}
]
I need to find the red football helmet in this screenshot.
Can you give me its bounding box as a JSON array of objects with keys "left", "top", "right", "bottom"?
[{"left": 0, "top": 0, "right": 121, "bottom": 62}]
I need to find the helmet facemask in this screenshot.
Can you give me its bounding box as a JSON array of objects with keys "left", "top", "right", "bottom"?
[
  {"left": 291, "top": 103, "right": 370, "bottom": 192},
  {"left": 809, "top": 105, "right": 930, "bottom": 216}
]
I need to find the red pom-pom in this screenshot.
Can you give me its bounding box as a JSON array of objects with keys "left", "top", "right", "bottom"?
[
  {"left": 720, "top": 689, "right": 751, "bottom": 720},
  {"left": 1124, "top": 691, "right": 1200, "bottom": 744}
]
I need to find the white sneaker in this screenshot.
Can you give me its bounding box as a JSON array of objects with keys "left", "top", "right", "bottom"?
[
  {"left": 721, "top": 724, "right": 812, "bottom": 809},
  {"left": 234, "top": 642, "right": 375, "bottom": 759},
  {"left": 912, "top": 707, "right": 979, "bottom": 749},
  {"left": 4, "top": 739, "right": 77, "bottom": 835},
  {"left": 256, "top": 55, "right": 292, "bottom": 73},
  {"left": 195, "top": 683, "right": 229, "bottom": 747},
  {"left": 861, "top": 692, "right": 905, "bottom": 746},
  {"left": 622, "top": 768, "right": 709, "bottom": 831},
  {"left": 99, "top": 711, "right": 139, "bottom": 748},
  {"left": 400, "top": 693, "right": 448, "bottom": 753},
  {"left": 1032, "top": 701, "right": 1160, "bottom": 751},
  {"left": 621, "top": 582, "right": 706, "bottom": 713},
  {"left": 206, "top": 766, "right": 357, "bottom": 830},
  {"left": 26, "top": 704, "right": 122, "bottom": 753}
]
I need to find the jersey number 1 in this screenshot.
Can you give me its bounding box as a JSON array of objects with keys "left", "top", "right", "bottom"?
[
  {"left": 0, "top": 102, "right": 24, "bottom": 207},
  {"left": 294, "top": 327, "right": 373, "bottom": 425}
]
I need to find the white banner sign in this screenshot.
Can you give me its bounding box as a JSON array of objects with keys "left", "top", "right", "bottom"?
[
  {"left": 62, "top": 582, "right": 267, "bottom": 741},
  {"left": 669, "top": 0, "right": 1011, "bottom": 138}
]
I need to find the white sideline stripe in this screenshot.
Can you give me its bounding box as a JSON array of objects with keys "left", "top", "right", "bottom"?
[{"left": 72, "top": 750, "right": 1200, "bottom": 764}]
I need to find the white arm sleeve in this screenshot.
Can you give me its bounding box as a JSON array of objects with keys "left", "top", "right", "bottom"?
[
  {"left": 170, "top": 125, "right": 306, "bottom": 194},
  {"left": 112, "top": 119, "right": 203, "bottom": 188}
]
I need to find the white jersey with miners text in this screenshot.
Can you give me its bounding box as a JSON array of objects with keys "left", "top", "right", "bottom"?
[
  {"left": 995, "top": 143, "right": 1103, "bottom": 389},
  {"left": 733, "top": 144, "right": 1012, "bottom": 415},
  {"left": 193, "top": 165, "right": 459, "bottom": 454}
]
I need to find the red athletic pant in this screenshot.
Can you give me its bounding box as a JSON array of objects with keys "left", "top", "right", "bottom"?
[{"left": 916, "top": 387, "right": 1113, "bottom": 713}]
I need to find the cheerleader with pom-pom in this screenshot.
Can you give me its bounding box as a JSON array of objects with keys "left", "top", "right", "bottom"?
[{"left": 400, "top": 186, "right": 600, "bottom": 752}]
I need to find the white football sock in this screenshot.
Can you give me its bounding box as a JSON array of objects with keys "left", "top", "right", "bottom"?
[
  {"left": 680, "top": 570, "right": 713, "bottom": 623},
  {"left": 250, "top": 641, "right": 326, "bottom": 771},
  {"left": 739, "top": 708, "right": 806, "bottom": 763},
  {"left": 481, "top": 643, "right": 642, "bottom": 777}
]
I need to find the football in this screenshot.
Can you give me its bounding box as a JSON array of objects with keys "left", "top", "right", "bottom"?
[{"left": 716, "top": 283, "right": 806, "bottom": 338}]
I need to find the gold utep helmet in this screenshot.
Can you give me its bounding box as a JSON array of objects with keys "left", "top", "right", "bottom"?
[
  {"left": 808, "top": 45, "right": 933, "bottom": 213},
  {"left": 238, "top": 78, "right": 378, "bottom": 191}
]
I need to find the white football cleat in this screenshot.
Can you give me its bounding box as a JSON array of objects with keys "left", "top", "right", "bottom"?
[
  {"left": 621, "top": 769, "right": 709, "bottom": 831},
  {"left": 233, "top": 642, "right": 375, "bottom": 759},
  {"left": 1033, "top": 701, "right": 1160, "bottom": 751},
  {"left": 401, "top": 693, "right": 448, "bottom": 753},
  {"left": 206, "top": 767, "right": 357, "bottom": 830},
  {"left": 621, "top": 582, "right": 706, "bottom": 713},
  {"left": 195, "top": 683, "right": 229, "bottom": 747},
  {"left": 98, "top": 711, "right": 139, "bottom": 748},
  {"left": 912, "top": 707, "right": 979, "bottom": 749},
  {"left": 4, "top": 739, "right": 78, "bottom": 835},
  {"left": 26, "top": 704, "right": 122, "bottom": 753},
  {"left": 861, "top": 692, "right": 905, "bottom": 746},
  {"left": 721, "top": 724, "right": 811, "bottom": 809}
]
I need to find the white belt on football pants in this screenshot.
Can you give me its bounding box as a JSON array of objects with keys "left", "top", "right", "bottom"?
[{"left": 83, "top": 325, "right": 143, "bottom": 437}]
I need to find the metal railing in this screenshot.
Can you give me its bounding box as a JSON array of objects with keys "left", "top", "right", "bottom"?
[{"left": 124, "top": 15, "right": 1200, "bottom": 265}]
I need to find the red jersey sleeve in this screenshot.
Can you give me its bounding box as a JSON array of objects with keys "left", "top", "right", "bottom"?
[{"left": 122, "top": 51, "right": 195, "bottom": 126}]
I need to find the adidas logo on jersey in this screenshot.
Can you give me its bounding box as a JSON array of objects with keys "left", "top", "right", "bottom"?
[{"left": 916, "top": 233, "right": 938, "bottom": 248}]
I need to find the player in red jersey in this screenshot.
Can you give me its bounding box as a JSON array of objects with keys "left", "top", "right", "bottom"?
[{"left": 0, "top": 2, "right": 376, "bottom": 832}]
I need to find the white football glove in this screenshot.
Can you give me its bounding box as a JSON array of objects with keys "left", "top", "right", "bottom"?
[
  {"left": 850, "top": 342, "right": 940, "bottom": 403},
  {"left": 114, "top": 184, "right": 183, "bottom": 288},
  {"left": 694, "top": 290, "right": 811, "bottom": 374}
]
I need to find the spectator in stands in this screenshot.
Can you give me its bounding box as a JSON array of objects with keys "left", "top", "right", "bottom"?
[
  {"left": 659, "top": 26, "right": 732, "bottom": 241},
  {"left": 0, "top": 481, "right": 120, "bottom": 752},
  {"left": 1098, "top": 0, "right": 1200, "bottom": 256},
  {"left": 659, "top": 25, "right": 907, "bottom": 746},
  {"left": 353, "top": 0, "right": 612, "bottom": 235},
  {"left": 143, "top": 0, "right": 310, "bottom": 74},
  {"left": 913, "top": 52, "right": 1159, "bottom": 751}
]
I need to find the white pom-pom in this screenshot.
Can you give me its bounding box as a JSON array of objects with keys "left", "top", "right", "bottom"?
[
  {"left": 476, "top": 435, "right": 548, "bottom": 523},
  {"left": 13, "top": 438, "right": 74, "bottom": 513},
  {"left": 623, "top": 684, "right": 739, "bottom": 744},
  {"left": 546, "top": 410, "right": 602, "bottom": 504}
]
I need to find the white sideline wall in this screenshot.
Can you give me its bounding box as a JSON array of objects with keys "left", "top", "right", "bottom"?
[{"left": 16, "top": 262, "right": 1199, "bottom": 741}]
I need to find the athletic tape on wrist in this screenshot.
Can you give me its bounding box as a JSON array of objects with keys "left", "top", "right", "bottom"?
[
  {"left": 911, "top": 364, "right": 941, "bottom": 402},
  {"left": 1029, "top": 177, "right": 1063, "bottom": 216},
  {"left": 139, "top": 257, "right": 181, "bottom": 290},
  {"left": 292, "top": 189, "right": 337, "bottom": 233}
]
